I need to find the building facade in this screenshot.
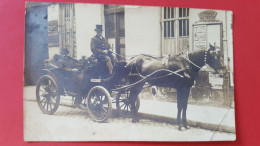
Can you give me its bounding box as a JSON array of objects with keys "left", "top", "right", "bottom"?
[{"left": 47, "top": 3, "right": 233, "bottom": 86}]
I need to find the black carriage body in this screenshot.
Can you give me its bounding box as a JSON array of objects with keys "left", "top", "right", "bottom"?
[
  {"left": 41, "top": 56, "right": 127, "bottom": 97},
  {"left": 36, "top": 55, "right": 131, "bottom": 122}
]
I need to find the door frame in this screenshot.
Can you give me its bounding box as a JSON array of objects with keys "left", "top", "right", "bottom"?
[{"left": 104, "top": 5, "right": 125, "bottom": 60}]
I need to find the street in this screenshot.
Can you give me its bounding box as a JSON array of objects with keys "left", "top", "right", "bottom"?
[{"left": 24, "top": 100, "right": 235, "bottom": 141}]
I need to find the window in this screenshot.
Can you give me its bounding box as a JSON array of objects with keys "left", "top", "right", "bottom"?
[
  {"left": 59, "top": 3, "right": 77, "bottom": 58},
  {"left": 104, "top": 5, "right": 125, "bottom": 38},
  {"left": 162, "top": 7, "right": 189, "bottom": 38},
  {"left": 163, "top": 7, "right": 175, "bottom": 38},
  {"left": 179, "top": 8, "right": 189, "bottom": 37}
]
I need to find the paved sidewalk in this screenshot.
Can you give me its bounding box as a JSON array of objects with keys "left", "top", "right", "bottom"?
[
  {"left": 24, "top": 86, "right": 236, "bottom": 133},
  {"left": 138, "top": 100, "right": 235, "bottom": 133}
]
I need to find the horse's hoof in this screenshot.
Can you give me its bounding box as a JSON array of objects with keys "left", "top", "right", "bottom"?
[
  {"left": 184, "top": 125, "right": 190, "bottom": 129},
  {"left": 132, "top": 118, "right": 140, "bottom": 123},
  {"left": 178, "top": 126, "right": 186, "bottom": 131}
]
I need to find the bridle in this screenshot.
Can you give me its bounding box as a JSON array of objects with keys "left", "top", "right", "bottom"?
[
  {"left": 182, "top": 49, "right": 208, "bottom": 70},
  {"left": 183, "top": 47, "right": 226, "bottom": 74}
]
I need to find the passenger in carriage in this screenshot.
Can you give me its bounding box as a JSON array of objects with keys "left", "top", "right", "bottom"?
[
  {"left": 54, "top": 48, "right": 78, "bottom": 72},
  {"left": 53, "top": 48, "right": 84, "bottom": 106},
  {"left": 90, "top": 25, "right": 115, "bottom": 78}
]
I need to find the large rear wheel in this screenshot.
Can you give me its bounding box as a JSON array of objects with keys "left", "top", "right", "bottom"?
[{"left": 36, "top": 75, "right": 60, "bottom": 114}]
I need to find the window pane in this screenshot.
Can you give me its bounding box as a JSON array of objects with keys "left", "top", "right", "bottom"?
[
  {"left": 179, "top": 8, "right": 182, "bottom": 17},
  {"left": 118, "top": 12, "right": 125, "bottom": 37},
  {"left": 164, "top": 21, "right": 166, "bottom": 37},
  {"left": 183, "top": 19, "right": 186, "bottom": 36},
  {"left": 179, "top": 20, "right": 182, "bottom": 36},
  {"left": 105, "top": 14, "right": 116, "bottom": 38},
  {"left": 187, "top": 19, "right": 189, "bottom": 36},
  {"left": 164, "top": 7, "right": 166, "bottom": 19},
  {"left": 167, "top": 21, "right": 171, "bottom": 37},
  {"left": 167, "top": 7, "right": 171, "bottom": 19},
  {"left": 105, "top": 5, "right": 123, "bottom": 9},
  {"left": 183, "top": 8, "right": 186, "bottom": 17},
  {"left": 171, "top": 8, "right": 174, "bottom": 18},
  {"left": 171, "top": 20, "right": 174, "bottom": 37},
  {"left": 187, "top": 8, "right": 189, "bottom": 17}
]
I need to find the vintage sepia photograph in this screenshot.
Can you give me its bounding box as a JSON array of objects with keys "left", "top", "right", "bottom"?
[{"left": 24, "top": 2, "right": 235, "bottom": 141}]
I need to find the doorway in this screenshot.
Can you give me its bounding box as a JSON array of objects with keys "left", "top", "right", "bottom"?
[{"left": 104, "top": 5, "right": 125, "bottom": 60}]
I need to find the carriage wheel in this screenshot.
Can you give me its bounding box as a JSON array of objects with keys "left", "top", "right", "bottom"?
[
  {"left": 116, "top": 90, "right": 140, "bottom": 118},
  {"left": 36, "top": 75, "right": 60, "bottom": 114},
  {"left": 87, "top": 86, "right": 112, "bottom": 122}
]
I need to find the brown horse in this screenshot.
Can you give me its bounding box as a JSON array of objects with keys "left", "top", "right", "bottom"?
[{"left": 125, "top": 44, "right": 227, "bottom": 130}]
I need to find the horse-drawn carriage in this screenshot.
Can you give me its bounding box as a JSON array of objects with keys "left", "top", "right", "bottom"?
[
  {"left": 36, "top": 53, "right": 138, "bottom": 122},
  {"left": 36, "top": 44, "right": 226, "bottom": 129}
]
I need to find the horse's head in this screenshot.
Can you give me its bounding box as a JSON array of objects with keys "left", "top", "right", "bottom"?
[{"left": 206, "top": 44, "right": 227, "bottom": 75}]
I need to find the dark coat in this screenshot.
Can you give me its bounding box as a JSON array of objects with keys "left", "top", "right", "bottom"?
[
  {"left": 90, "top": 35, "right": 110, "bottom": 57},
  {"left": 53, "top": 54, "right": 77, "bottom": 71}
]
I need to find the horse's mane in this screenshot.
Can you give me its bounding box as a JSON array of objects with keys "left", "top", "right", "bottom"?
[
  {"left": 168, "top": 49, "right": 206, "bottom": 61},
  {"left": 140, "top": 54, "right": 159, "bottom": 59},
  {"left": 129, "top": 54, "right": 159, "bottom": 60},
  {"left": 129, "top": 49, "right": 206, "bottom": 62}
]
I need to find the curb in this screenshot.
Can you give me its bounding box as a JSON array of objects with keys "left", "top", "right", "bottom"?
[
  {"left": 24, "top": 98, "right": 235, "bottom": 133},
  {"left": 137, "top": 112, "right": 235, "bottom": 133}
]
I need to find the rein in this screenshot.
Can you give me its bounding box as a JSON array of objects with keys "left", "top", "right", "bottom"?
[
  {"left": 129, "top": 56, "right": 185, "bottom": 80},
  {"left": 183, "top": 50, "right": 208, "bottom": 70},
  {"left": 128, "top": 49, "right": 209, "bottom": 80}
]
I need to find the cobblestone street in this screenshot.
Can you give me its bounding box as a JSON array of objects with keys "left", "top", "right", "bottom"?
[{"left": 24, "top": 100, "right": 235, "bottom": 141}]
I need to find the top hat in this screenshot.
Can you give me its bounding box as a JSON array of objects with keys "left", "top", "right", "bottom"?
[{"left": 95, "top": 25, "right": 103, "bottom": 31}]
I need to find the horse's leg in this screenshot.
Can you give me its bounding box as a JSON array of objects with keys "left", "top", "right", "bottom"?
[
  {"left": 129, "top": 83, "right": 144, "bottom": 123},
  {"left": 176, "top": 88, "right": 184, "bottom": 130},
  {"left": 181, "top": 87, "right": 191, "bottom": 129}
]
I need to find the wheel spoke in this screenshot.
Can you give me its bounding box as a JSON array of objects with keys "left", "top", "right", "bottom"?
[
  {"left": 101, "top": 98, "right": 108, "bottom": 105},
  {"left": 120, "top": 103, "right": 126, "bottom": 108},
  {"left": 123, "top": 104, "right": 127, "bottom": 110},
  {"left": 49, "top": 101, "right": 53, "bottom": 111},
  {"left": 40, "top": 97, "right": 47, "bottom": 104},
  {"left": 100, "top": 95, "right": 104, "bottom": 101},
  {"left": 49, "top": 82, "right": 54, "bottom": 91},
  {"left": 50, "top": 91, "right": 57, "bottom": 98},
  {"left": 101, "top": 107, "right": 106, "bottom": 116},
  {"left": 46, "top": 101, "right": 49, "bottom": 111},
  {"left": 93, "top": 93, "right": 97, "bottom": 101},
  {"left": 101, "top": 106, "right": 108, "bottom": 113},
  {"left": 50, "top": 97, "right": 55, "bottom": 105},
  {"left": 39, "top": 93, "right": 46, "bottom": 97},
  {"left": 117, "top": 99, "right": 124, "bottom": 102},
  {"left": 43, "top": 99, "right": 47, "bottom": 108},
  {"left": 39, "top": 88, "right": 45, "bottom": 93}
]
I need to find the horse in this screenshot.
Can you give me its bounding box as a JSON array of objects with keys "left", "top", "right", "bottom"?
[{"left": 125, "top": 44, "right": 227, "bottom": 131}]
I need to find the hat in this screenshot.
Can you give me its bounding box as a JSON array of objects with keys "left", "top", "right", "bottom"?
[
  {"left": 95, "top": 25, "right": 103, "bottom": 31},
  {"left": 60, "top": 48, "right": 69, "bottom": 55}
]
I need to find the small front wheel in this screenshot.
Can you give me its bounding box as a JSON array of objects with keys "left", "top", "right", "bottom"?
[
  {"left": 87, "top": 86, "right": 112, "bottom": 122},
  {"left": 36, "top": 75, "right": 60, "bottom": 114}
]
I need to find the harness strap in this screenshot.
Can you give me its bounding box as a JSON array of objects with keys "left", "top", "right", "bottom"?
[
  {"left": 114, "top": 68, "right": 186, "bottom": 92},
  {"left": 183, "top": 50, "right": 208, "bottom": 70}
]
